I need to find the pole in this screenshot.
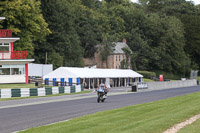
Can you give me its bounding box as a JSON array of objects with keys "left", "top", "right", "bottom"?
[
  {"left": 45, "top": 52, "right": 47, "bottom": 64},
  {"left": 89, "top": 78, "right": 91, "bottom": 89}
]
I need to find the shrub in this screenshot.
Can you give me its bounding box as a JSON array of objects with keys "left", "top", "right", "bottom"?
[
  {"left": 136, "top": 71, "right": 156, "bottom": 79},
  {"left": 154, "top": 71, "right": 182, "bottom": 80}
]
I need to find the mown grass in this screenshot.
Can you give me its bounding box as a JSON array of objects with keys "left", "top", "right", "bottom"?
[
  {"left": 0, "top": 83, "right": 55, "bottom": 89},
  {"left": 143, "top": 78, "right": 154, "bottom": 82},
  {"left": 20, "top": 92, "right": 200, "bottom": 133},
  {"left": 0, "top": 90, "right": 91, "bottom": 102},
  {"left": 0, "top": 83, "right": 36, "bottom": 89},
  {"left": 178, "top": 118, "right": 200, "bottom": 133}
]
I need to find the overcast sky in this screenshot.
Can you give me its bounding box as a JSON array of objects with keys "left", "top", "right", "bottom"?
[{"left": 131, "top": 0, "right": 200, "bottom": 5}]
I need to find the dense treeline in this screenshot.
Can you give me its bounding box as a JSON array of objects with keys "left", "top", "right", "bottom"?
[{"left": 0, "top": 0, "right": 199, "bottom": 77}]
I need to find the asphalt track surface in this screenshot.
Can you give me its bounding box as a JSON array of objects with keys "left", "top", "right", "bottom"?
[{"left": 0, "top": 86, "right": 200, "bottom": 133}]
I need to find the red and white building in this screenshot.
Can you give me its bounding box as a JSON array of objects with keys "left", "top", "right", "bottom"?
[{"left": 0, "top": 17, "right": 34, "bottom": 83}]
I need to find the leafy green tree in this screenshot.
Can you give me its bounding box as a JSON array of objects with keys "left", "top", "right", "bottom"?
[
  {"left": 139, "top": 0, "right": 199, "bottom": 72},
  {"left": 182, "top": 14, "right": 200, "bottom": 70},
  {"left": 38, "top": 0, "right": 84, "bottom": 68},
  {"left": 81, "top": 0, "right": 101, "bottom": 9},
  {"left": 0, "top": 0, "right": 50, "bottom": 57},
  {"left": 99, "top": 34, "right": 115, "bottom": 68},
  {"left": 121, "top": 47, "right": 132, "bottom": 69},
  {"left": 74, "top": 3, "right": 102, "bottom": 57}
]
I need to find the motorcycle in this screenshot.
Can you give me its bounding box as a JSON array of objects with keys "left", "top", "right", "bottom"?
[{"left": 97, "top": 84, "right": 108, "bottom": 103}]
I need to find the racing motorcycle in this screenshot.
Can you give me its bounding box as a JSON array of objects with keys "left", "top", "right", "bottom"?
[{"left": 97, "top": 84, "right": 108, "bottom": 103}]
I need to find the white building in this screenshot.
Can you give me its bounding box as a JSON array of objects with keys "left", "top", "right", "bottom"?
[
  {"left": 0, "top": 17, "right": 34, "bottom": 83},
  {"left": 28, "top": 63, "right": 53, "bottom": 77}
]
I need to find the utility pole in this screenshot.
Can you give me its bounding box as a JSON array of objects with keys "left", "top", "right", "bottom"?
[{"left": 45, "top": 52, "right": 47, "bottom": 64}]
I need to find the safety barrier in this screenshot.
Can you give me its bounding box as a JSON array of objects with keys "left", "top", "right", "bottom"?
[
  {"left": 0, "top": 84, "right": 84, "bottom": 98},
  {"left": 146, "top": 79, "right": 197, "bottom": 90}
]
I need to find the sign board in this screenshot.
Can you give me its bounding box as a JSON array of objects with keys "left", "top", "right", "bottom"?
[
  {"left": 137, "top": 82, "right": 148, "bottom": 89},
  {"left": 159, "top": 75, "right": 163, "bottom": 81},
  {"left": 28, "top": 63, "right": 53, "bottom": 77},
  {"left": 0, "top": 29, "right": 12, "bottom": 37}
]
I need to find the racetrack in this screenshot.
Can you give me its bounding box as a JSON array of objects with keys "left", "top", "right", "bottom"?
[{"left": 0, "top": 86, "right": 200, "bottom": 133}]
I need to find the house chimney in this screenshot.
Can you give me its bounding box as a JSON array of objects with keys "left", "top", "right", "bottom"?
[{"left": 122, "top": 38, "right": 126, "bottom": 44}]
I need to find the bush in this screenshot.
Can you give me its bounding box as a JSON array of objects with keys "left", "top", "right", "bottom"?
[
  {"left": 154, "top": 71, "right": 182, "bottom": 80},
  {"left": 136, "top": 71, "right": 156, "bottom": 79}
]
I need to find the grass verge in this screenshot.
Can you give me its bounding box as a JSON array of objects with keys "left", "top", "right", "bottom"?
[
  {"left": 20, "top": 92, "right": 200, "bottom": 133},
  {"left": 0, "top": 90, "right": 91, "bottom": 102},
  {"left": 143, "top": 78, "right": 154, "bottom": 82},
  {"left": 0, "top": 83, "right": 36, "bottom": 89},
  {"left": 178, "top": 118, "right": 200, "bottom": 133}
]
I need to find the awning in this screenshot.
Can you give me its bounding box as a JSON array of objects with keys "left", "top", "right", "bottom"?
[
  {"left": 0, "top": 38, "right": 20, "bottom": 43},
  {"left": 0, "top": 59, "right": 35, "bottom": 65}
]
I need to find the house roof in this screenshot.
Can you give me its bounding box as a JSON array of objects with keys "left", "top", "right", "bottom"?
[
  {"left": 113, "top": 42, "right": 132, "bottom": 54},
  {"left": 43, "top": 67, "right": 143, "bottom": 79},
  {"left": 0, "top": 59, "right": 35, "bottom": 65},
  {"left": 0, "top": 38, "right": 20, "bottom": 43}
]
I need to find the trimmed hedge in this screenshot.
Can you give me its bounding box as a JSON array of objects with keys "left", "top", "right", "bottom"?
[
  {"left": 137, "top": 71, "right": 156, "bottom": 79},
  {"left": 154, "top": 71, "right": 183, "bottom": 80}
]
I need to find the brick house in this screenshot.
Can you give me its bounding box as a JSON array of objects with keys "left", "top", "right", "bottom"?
[{"left": 83, "top": 38, "right": 132, "bottom": 69}]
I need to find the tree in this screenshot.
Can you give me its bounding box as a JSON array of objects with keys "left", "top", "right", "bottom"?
[
  {"left": 121, "top": 47, "right": 132, "bottom": 69},
  {"left": 139, "top": 0, "right": 199, "bottom": 72},
  {"left": 0, "top": 0, "right": 50, "bottom": 57},
  {"left": 81, "top": 0, "right": 101, "bottom": 9},
  {"left": 182, "top": 14, "right": 200, "bottom": 70},
  {"left": 38, "top": 0, "right": 84, "bottom": 68},
  {"left": 74, "top": 3, "right": 102, "bottom": 57},
  {"left": 99, "top": 34, "right": 115, "bottom": 68}
]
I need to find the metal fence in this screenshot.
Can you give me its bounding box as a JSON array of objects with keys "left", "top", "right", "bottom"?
[{"left": 190, "top": 70, "right": 198, "bottom": 80}]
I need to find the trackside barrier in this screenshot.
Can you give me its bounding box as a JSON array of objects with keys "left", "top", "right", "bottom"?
[
  {"left": 0, "top": 85, "right": 83, "bottom": 98},
  {"left": 146, "top": 79, "right": 197, "bottom": 90},
  {"left": 137, "top": 82, "right": 148, "bottom": 89}
]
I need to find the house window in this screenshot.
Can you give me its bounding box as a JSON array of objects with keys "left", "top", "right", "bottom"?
[
  {"left": 0, "top": 46, "right": 9, "bottom": 51},
  {"left": 116, "top": 56, "right": 117, "bottom": 61},
  {"left": 11, "top": 68, "right": 25, "bottom": 75},
  {"left": 0, "top": 65, "right": 25, "bottom": 75},
  {"left": 123, "top": 55, "right": 125, "bottom": 60},
  {"left": 119, "top": 55, "right": 120, "bottom": 61},
  {"left": 0, "top": 43, "right": 10, "bottom": 51},
  {"left": 0, "top": 68, "right": 10, "bottom": 75},
  {"left": 116, "top": 65, "right": 117, "bottom": 69}
]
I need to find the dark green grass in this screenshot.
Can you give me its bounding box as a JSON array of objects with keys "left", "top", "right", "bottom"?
[
  {"left": 0, "top": 83, "right": 54, "bottom": 89},
  {"left": 178, "top": 118, "right": 200, "bottom": 133},
  {"left": 20, "top": 92, "right": 200, "bottom": 133},
  {"left": 143, "top": 78, "right": 154, "bottom": 82},
  {"left": 0, "top": 84, "right": 36, "bottom": 89}
]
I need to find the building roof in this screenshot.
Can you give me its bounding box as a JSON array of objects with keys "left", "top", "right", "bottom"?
[
  {"left": 43, "top": 67, "right": 143, "bottom": 79},
  {"left": 0, "top": 59, "right": 35, "bottom": 65},
  {"left": 0, "top": 38, "right": 20, "bottom": 43},
  {"left": 113, "top": 42, "right": 132, "bottom": 54}
]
